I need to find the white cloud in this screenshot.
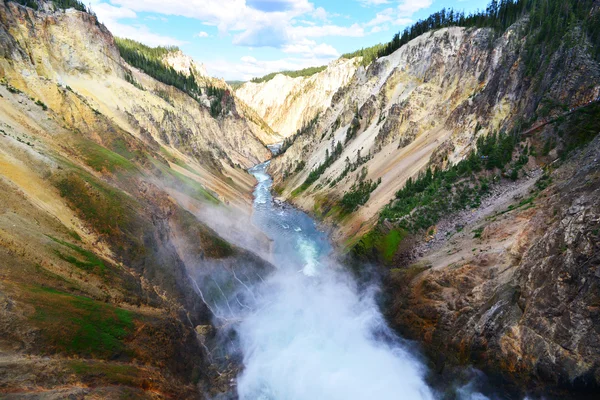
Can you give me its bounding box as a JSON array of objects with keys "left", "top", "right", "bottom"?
[
  {"left": 397, "top": 0, "right": 433, "bottom": 17},
  {"left": 93, "top": 2, "right": 136, "bottom": 20},
  {"left": 93, "top": 2, "right": 183, "bottom": 46},
  {"left": 102, "top": 0, "right": 361, "bottom": 49},
  {"left": 205, "top": 55, "right": 330, "bottom": 81},
  {"left": 362, "top": 0, "right": 431, "bottom": 34},
  {"left": 289, "top": 23, "right": 365, "bottom": 38},
  {"left": 90, "top": 0, "right": 434, "bottom": 79},
  {"left": 312, "top": 7, "right": 328, "bottom": 21},
  {"left": 364, "top": 8, "right": 394, "bottom": 27},
  {"left": 282, "top": 39, "right": 339, "bottom": 57},
  {"left": 370, "top": 25, "right": 388, "bottom": 34},
  {"left": 358, "top": 0, "right": 390, "bottom": 6},
  {"left": 395, "top": 17, "right": 413, "bottom": 26}
]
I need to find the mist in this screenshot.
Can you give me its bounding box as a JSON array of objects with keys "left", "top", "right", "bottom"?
[
  {"left": 184, "top": 161, "right": 495, "bottom": 400},
  {"left": 231, "top": 162, "right": 434, "bottom": 399},
  {"left": 236, "top": 266, "right": 434, "bottom": 399}
]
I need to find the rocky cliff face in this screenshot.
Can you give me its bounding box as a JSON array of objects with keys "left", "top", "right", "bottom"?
[
  {"left": 268, "top": 23, "right": 600, "bottom": 243},
  {"left": 239, "top": 13, "right": 600, "bottom": 397},
  {"left": 387, "top": 127, "right": 600, "bottom": 396},
  {"left": 0, "top": 1, "right": 276, "bottom": 170},
  {"left": 235, "top": 58, "right": 358, "bottom": 137},
  {"left": 0, "top": 1, "right": 274, "bottom": 397},
  {"left": 163, "top": 49, "right": 209, "bottom": 78}
]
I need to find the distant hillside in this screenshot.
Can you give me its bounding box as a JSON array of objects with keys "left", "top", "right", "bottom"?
[{"left": 250, "top": 65, "right": 327, "bottom": 84}]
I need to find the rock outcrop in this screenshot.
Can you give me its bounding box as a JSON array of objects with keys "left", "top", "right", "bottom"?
[
  {"left": 238, "top": 10, "right": 600, "bottom": 397},
  {"left": 235, "top": 58, "right": 358, "bottom": 137},
  {"left": 267, "top": 23, "right": 600, "bottom": 243},
  {"left": 0, "top": 1, "right": 275, "bottom": 397},
  {"left": 387, "top": 132, "right": 600, "bottom": 396}
]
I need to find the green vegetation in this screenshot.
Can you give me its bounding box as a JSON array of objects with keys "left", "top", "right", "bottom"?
[
  {"left": 557, "top": 102, "right": 600, "bottom": 157},
  {"left": 206, "top": 85, "right": 230, "bottom": 118},
  {"left": 115, "top": 38, "right": 202, "bottom": 101},
  {"left": 9, "top": 0, "right": 39, "bottom": 10},
  {"left": 354, "top": 95, "right": 599, "bottom": 262},
  {"left": 151, "top": 158, "right": 220, "bottom": 205},
  {"left": 340, "top": 168, "right": 381, "bottom": 213},
  {"left": 251, "top": 65, "right": 327, "bottom": 84},
  {"left": 380, "top": 130, "right": 526, "bottom": 231},
  {"left": 5, "top": 84, "right": 22, "bottom": 94},
  {"left": 34, "top": 99, "right": 48, "bottom": 110},
  {"left": 124, "top": 70, "right": 144, "bottom": 91},
  {"left": 292, "top": 139, "right": 344, "bottom": 195},
  {"left": 27, "top": 286, "right": 136, "bottom": 358},
  {"left": 55, "top": 172, "right": 131, "bottom": 238},
  {"left": 77, "top": 139, "right": 137, "bottom": 173},
  {"left": 351, "top": 0, "right": 600, "bottom": 68},
  {"left": 345, "top": 116, "right": 360, "bottom": 144},
  {"left": 330, "top": 148, "right": 373, "bottom": 188},
  {"left": 352, "top": 228, "right": 408, "bottom": 264},
  {"left": 9, "top": 0, "right": 95, "bottom": 14},
  {"left": 47, "top": 235, "right": 107, "bottom": 276},
  {"left": 279, "top": 114, "right": 320, "bottom": 157},
  {"left": 341, "top": 43, "right": 386, "bottom": 67},
  {"left": 52, "top": 0, "right": 89, "bottom": 12}
]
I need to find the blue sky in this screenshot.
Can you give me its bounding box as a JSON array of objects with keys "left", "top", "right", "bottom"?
[{"left": 91, "top": 0, "right": 491, "bottom": 80}]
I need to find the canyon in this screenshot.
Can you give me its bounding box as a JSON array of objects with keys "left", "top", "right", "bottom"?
[{"left": 0, "top": 0, "right": 599, "bottom": 399}]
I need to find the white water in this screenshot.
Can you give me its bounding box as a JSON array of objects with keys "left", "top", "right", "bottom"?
[
  {"left": 193, "top": 161, "right": 496, "bottom": 399},
  {"left": 232, "top": 161, "right": 434, "bottom": 400}
]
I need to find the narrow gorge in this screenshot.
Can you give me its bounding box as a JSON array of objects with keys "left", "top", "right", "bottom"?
[{"left": 0, "top": 0, "right": 599, "bottom": 399}]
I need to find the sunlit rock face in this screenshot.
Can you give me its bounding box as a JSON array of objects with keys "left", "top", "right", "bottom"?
[
  {"left": 238, "top": 17, "right": 600, "bottom": 397},
  {"left": 235, "top": 58, "right": 358, "bottom": 137},
  {"left": 265, "top": 23, "right": 599, "bottom": 244}
]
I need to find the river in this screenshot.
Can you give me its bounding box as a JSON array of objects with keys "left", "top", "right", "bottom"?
[
  {"left": 226, "top": 161, "right": 497, "bottom": 400},
  {"left": 193, "top": 160, "right": 512, "bottom": 399}
]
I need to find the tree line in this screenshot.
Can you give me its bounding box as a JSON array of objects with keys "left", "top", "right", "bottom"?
[
  {"left": 343, "top": 0, "right": 600, "bottom": 66},
  {"left": 251, "top": 66, "right": 327, "bottom": 84},
  {"left": 115, "top": 38, "right": 202, "bottom": 100},
  {"left": 10, "top": 0, "right": 91, "bottom": 13}
]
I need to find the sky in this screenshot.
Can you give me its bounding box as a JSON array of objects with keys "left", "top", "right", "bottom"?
[{"left": 90, "top": 0, "right": 492, "bottom": 81}]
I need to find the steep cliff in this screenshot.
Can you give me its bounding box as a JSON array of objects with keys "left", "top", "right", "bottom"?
[
  {"left": 236, "top": 58, "right": 358, "bottom": 137},
  {"left": 269, "top": 22, "right": 599, "bottom": 243},
  {"left": 0, "top": 1, "right": 274, "bottom": 397},
  {"left": 241, "top": 3, "right": 600, "bottom": 396},
  {"left": 387, "top": 116, "right": 600, "bottom": 396}
]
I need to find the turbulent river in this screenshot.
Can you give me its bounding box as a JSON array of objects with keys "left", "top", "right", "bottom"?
[
  {"left": 198, "top": 161, "right": 507, "bottom": 400},
  {"left": 236, "top": 161, "right": 433, "bottom": 399}
]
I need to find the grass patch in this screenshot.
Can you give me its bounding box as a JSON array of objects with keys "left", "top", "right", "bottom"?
[
  {"left": 159, "top": 147, "right": 201, "bottom": 176},
  {"left": 76, "top": 139, "right": 137, "bottom": 173},
  {"left": 47, "top": 235, "right": 106, "bottom": 276},
  {"left": 291, "top": 184, "right": 306, "bottom": 197},
  {"left": 55, "top": 172, "right": 131, "bottom": 238},
  {"left": 173, "top": 207, "right": 234, "bottom": 259},
  {"left": 68, "top": 229, "right": 82, "bottom": 242},
  {"left": 380, "top": 229, "right": 407, "bottom": 263},
  {"left": 26, "top": 286, "right": 137, "bottom": 358},
  {"left": 353, "top": 228, "right": 407, "bottom": 264},
  {"left": 152, "top": 159, "right": 219, "bottom": 204}
]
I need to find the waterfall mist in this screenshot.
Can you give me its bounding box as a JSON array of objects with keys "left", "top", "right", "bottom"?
[
  {"left": 190, "top": 161, "right": 498, "bottom": 400},
  {"left": 233, "top": 162, "right": 434, "bottom": 399},
  {"left": 236, "top": 265, "right": 434, "bottom": 399}
]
